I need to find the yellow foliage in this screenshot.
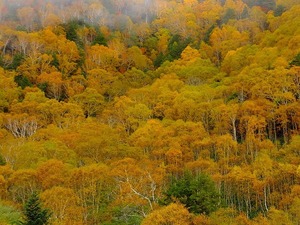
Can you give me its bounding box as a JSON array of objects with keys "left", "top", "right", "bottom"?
[{"left": 142, "top": 203, "right": 192, "bottom": 225}]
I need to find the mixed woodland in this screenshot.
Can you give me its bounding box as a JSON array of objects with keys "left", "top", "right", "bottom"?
[{"left": 0, "top": 0, "right": 300, "bottom": 224}]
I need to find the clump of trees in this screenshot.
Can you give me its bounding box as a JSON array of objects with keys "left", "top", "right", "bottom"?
[
  {"left": 162, "top": 172, "right": 219, "bottom": 215},
  {"left": 0, "top": 0, "right": 299, "bottom": 224}
]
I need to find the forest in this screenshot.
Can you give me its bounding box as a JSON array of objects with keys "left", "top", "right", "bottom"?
[{"left": 0, "top": 0, "right": 300, "bottom": 224}]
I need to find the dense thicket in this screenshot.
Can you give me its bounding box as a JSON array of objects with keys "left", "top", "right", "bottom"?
[{"left": 0, "top": 0, "right": 300, "bottom": 224}]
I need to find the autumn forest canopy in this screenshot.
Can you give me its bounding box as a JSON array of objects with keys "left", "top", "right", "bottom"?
[{"left": 0, "top": 0, "right": 300, "bottom": 224}]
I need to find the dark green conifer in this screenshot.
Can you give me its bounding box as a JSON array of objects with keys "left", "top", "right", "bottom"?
[
  {"left": 21, "top": 193, "right": 50, "bottom": 225},
  {"left": 162, "top": 172, "right": 220, "bottom": 215}
]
